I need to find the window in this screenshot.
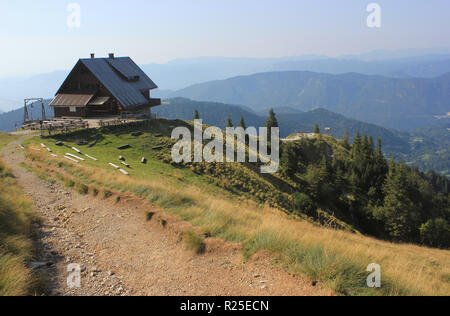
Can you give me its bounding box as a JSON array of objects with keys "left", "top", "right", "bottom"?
[{"left": 70, "top": 106, "right": 77, "bottom": 113}]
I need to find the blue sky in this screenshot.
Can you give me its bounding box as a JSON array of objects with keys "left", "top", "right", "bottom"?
[{"left": 1, "top": 0, "right": 449, "bottom": 78}]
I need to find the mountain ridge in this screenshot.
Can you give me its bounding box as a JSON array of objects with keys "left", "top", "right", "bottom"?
[
  {"left": 2, "top": 52, "right": 450, "bottom": 111},
  {"left": 170, "top": 70, "right": 450, "bottom": 131}
]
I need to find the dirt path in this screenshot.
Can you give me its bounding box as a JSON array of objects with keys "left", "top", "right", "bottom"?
[{"left": 1, "top": 140, "right": 331, "bottom": 296}]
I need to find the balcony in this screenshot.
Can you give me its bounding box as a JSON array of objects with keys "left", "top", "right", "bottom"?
[{"left": 148, "top": 98, "right": 161, "bottom": 107}]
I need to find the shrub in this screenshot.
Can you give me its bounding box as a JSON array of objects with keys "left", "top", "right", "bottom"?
[
  {"left": 294, "top": 193, "right": 316, "bottom": 216},
  {"left": 420, "top": 218, "right": 450, "bottom": 248},
  {"left": 159, "top": 218, "right": 167, "bottom": 228},
  {"left": 183, "top": 231, "right": 206, "bottom": 254},
  {"left": 102, "top": 190, "right": 113, "bottom": 199},
  {"left": 146, "top": 212, "right": 155, "bottom": 221},
  {"left": 64, "top": 179, "right": 75, "bottom": 188},
  {"left": 76, "top": 183, "right": 89, "bottom": 195}
]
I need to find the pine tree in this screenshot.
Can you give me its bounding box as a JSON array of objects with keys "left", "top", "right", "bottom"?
[
  {"left": 352, "top": 131, "right": 362, "bottom": 159},
  {"left": 238, "top": 115, "right": 246, "bottom": 130},
  {"left": 280, "top": 143, "right": 297, "bottom": 177},
  {"left": 226, "top": 115, "right": 233, "bottom": 128},
  {"left": 313, "top": 124, "right": 321, "bottom": 134},
  {"left": 265, "top": 109, "right": 278, "bottom": 128},
  {"left": 380, "top": 162, "right": 420, "bottom": 241},
  {"left": 319, "top": 154, "right": 331, "bottom": 181},
  {"left": 342, "top": 130, "right": 350, "bottom": 149},
  {"left": 369, "top": 136, "right": 374, "bottom": 152},
  {"left": 376, "top": 138, "right": 383, "bottom": 158},
  {"left": 265, "top": 108, "right": 278, "bottom": 140},
  {"left": 369, "top": 138, "right": 389, "bottom": 205},
  {"left": 194, "top": 110, "right": 200, "bottom": 120},
  {"left": 388, "top": 155, "right": 396, "bottom": 176}
]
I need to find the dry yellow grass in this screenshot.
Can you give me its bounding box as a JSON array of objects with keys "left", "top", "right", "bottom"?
[
  {"left": 28, "top": 149, "right": 450, "bottom": 296},
  {"left": 0, "top": 159, "right": 38, "bottom": 296}
]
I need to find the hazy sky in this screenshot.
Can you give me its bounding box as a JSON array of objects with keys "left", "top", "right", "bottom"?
[{"left": 1, "top": 0, "right": 449, "bottom": 78}]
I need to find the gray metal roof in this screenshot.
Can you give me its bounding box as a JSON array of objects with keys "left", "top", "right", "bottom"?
[
  {"left": 50, "top": 93, "right": 94, "bottom": 107},
  {"left": 56, "top": 57, "right": 158, "bottom": 109}
]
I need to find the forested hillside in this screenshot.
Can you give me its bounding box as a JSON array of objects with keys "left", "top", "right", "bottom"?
[
  {"left": 404, "top": 123, "right": 450, "bottom": 177},
  {"left": 278, "top": 134, "right": 450, "bottom": 248}
]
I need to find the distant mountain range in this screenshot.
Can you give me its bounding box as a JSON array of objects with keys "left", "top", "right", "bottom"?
[
  {"left": 155, "top": 98, "right": 411, "bottom": 153},
  {"left": 2, "top": 51, "right": 450, "bottom": 112},
  {"left": 170, "top": 71, "right": 450, "bottom": 131},
  {"left": 142, "top": 53, "right": 450, "bottom": 90}
]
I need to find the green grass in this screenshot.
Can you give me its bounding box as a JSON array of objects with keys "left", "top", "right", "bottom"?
[
  {"left": 27, "top": 120, "right": 218, "bottom": 194},
  {"left": 0, "top": 159, "right": 40, "bottom": 296},
  {"left": 0, "top": 133, "right": 19, "bottom": 150}
]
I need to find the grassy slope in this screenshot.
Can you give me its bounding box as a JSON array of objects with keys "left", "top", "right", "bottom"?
[
  {"left": 25, "top": 119, "right": 450, "bottom": 296},
  {"left": 0, "top": 133, "right": 19, "bottom": 150},
  {"left": 0, "top": 159, "right": 38, "bottom": 296}
]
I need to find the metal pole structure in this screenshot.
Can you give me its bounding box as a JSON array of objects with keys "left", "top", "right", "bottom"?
[
  {"left": 23, "top": 99, "right": 29, "bottom": 124},
  {"left": 40, "top": 98, "right": 46, "bottom": 121},
  {"left": 23, "top": 98, "right": 46, "bottom": 126}
]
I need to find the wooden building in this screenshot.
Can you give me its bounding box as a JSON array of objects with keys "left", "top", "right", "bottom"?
[{"left": 50, "top": 54, "right": 161, "bottom": 118}]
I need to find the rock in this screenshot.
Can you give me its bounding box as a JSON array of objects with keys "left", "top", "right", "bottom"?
[
  {"left": 76, "top": 140, "right": 89, "bottom": 146},
  {"left": 55, "top": 141, "right": 64, "bottom": 146},
  {"left": 119, "top": 156, "right": 125, "bottom": 161},
  {"left": 30, "top": 262, "right": 53, "bottom": 269},
  {"left": 141, "top": 157, "right": 147, "bottom": 164},
  {"left": 117, "top": 144, "right": 131, "bottom": 150}
]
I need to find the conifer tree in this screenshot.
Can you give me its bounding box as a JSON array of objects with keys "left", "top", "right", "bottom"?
[
  {"left": 379, "top": 162, "right": 420, "bottom": 241},
  {"left": 238, "top": 115, "right": 246, "bottom": 130},
  {"left": 226, "top": 115, "right": 233, "bottom": 128},
  {"left": 352, "top": 131, "right": 362, "bottom": 159},
  {"left": 265, "top": 108, "right": 278, "bottom": 140},
  {"left": 194, "top": 110, "right": 200, "bottom": 120},
  {"left": 280, "top": 143, "right": 297, "bottom": 177},
  {"left": 342, "top": 130, "right": 350, "bottom": 149},
  {"left": 313, "top": 124, "right": 321, "bottom": 134}
]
